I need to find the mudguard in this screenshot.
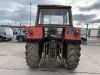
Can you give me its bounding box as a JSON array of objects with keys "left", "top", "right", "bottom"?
[
  {"left": 26, "top": 26, "right": 43, "bottom": 40},
  {"left": 64, "top": 27, "right": 81, "bottom": 40}
]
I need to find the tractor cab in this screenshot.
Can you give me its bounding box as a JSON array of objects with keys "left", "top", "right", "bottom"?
[
  {"left": 26, "top": 5, "right": 80, "bottom": 40},
  {"left": 36, "top": 5, "right": 73, "bottom": 27},
  {"left": 34, "top": 5, "right": 74, "bottom": 39}
]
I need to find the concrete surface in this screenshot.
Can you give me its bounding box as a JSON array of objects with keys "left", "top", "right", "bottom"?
[{"left": 0, "top": 39, "right": 100, "bottom": 75}]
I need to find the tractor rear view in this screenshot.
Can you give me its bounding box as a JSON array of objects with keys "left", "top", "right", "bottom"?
[{"left": 25, "top": 5, "right": 81, "bottom": 70}]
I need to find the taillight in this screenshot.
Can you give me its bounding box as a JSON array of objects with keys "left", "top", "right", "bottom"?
[
  {"left": 66, "top": 29, "right": 80, "bottom": 34},
  {"left": 75, "top": 30, "right": 79, "bottom": 34},
  {"left": 28, "top": 30, "right": 33, "bottom": 34},
  {"left": 66, "top": 29, "right": 75, "bottom": 34}
]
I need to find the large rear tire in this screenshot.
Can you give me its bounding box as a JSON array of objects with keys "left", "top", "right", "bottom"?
[
  {"left": 66, "top": 44, "right": 81, "bottom": 70},
  {"left": 25, "top": 42, "right": 40, "bottom": 68}
]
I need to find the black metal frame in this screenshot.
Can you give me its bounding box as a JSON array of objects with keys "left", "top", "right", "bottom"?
[{"left": 35, "top": 5, "right": 73, "bottom": 26}]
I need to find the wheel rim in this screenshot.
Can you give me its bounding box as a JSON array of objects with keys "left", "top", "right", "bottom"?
[{"left": 19, "top": 37, "right": 23, "bottom": 42}]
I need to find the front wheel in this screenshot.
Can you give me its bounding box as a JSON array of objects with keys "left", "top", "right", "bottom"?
[
  {"left": 0, "top": 37, "right": 4, "bottom": 42},
  {"left": 18, "top": 37, "right": 24, "bottom": 42},
  {"left": 65, "top": 44, "right": 81, "bottom": 70}
]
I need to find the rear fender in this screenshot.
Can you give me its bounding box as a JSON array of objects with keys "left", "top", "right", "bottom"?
[
  {"left": 64, "top": 27, "right": 81, "bottom": 40},
  {"left": 26, "top": 26, "right": 43, "bottom": 40}
]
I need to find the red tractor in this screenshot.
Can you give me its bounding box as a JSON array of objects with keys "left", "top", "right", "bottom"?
[{"left": 25, "top": 5, "right": 81, "bottom": 69}]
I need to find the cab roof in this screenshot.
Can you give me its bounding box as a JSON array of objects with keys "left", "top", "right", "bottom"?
[{"left": 38, "top": 5, "right": 71, "bottom": 9}]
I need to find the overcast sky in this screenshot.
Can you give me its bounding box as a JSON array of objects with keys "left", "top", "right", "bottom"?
[{"left": 0, "top": 0, "right": 100, "bottom": 25}]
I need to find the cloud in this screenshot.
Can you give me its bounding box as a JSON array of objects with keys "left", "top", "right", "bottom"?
[
  {"left": 0, "top": 0, "right": 52, "bottom": 5},
  {"left": 0, "top": 0, "right": 99, "bottom": 25},
  {"left": 79, "top": 0, "right": 100, "bottom": 11},
  {"left": 88, "top": 19, "right": 100, "bottom": 23},
  {"left": 0, "top": 9, "right": 13, "bottom": 20},
  {"left": 0, "top": 7, "right": 35, "bottom": 24},
  {"left": 73, "top": 14, "right": 96, "bottom": 23},
  {"left": 0, "top": 0, "right": 54, "bottom": 24}
]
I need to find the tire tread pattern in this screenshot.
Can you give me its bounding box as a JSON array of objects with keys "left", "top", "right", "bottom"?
[
  {"left": 25, "top": 42, "right": 40, "bottom": 68},
  {"left": 66, "top": 44, "right": 81, "bottom": 69}
]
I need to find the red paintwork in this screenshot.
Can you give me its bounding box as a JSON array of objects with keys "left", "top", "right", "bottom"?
[
  {"left": 26, "top": 25, "right": 80, "bottom": 40},
  {"left": 26, "top": 26, "right": 43, "bottom": 39},
  {"left": 64, "top": 27, "right": 81, "bottom": 40}
]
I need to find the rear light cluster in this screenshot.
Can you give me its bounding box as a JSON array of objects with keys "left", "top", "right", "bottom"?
[
  {"left": 64, "top": 28, "right": 81, "bottom": 40},
  {"left": 28, "top": 29, "right": 33, "bottom": 34},
  {"left": 26, "top": 26, "right": 43, "bottom": 39},
  {"left": 66, "top": 29, "right": 80, "bottom": 34},
  {"left": 75, "top": 30, "right": 79, "bottom": 34}
]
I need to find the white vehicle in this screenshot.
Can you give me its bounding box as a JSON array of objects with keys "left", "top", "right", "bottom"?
[
  {"left": 0, "top": 27, "right": 13, "bottom": 42},
  {"left": 90, "top": 29, "right": 98, "bottom": 37},
  {"left": 81, "top": 29, "right": 87, "bottom": 44}
]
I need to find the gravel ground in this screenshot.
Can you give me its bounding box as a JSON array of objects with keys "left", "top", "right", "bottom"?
[{"left": 0, "top": 38, "right": 100, "bottom": 75}]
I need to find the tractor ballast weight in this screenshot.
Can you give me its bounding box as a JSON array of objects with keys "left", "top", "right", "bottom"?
[{"left": 25, "top": 5, "right": 81, "bottom": 69}]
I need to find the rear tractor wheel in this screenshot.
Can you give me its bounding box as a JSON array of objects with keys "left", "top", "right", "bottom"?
[
  {"left": 65, "top": 44, "right": 81, "bottom": 70},
  {"left": 25, "top": 42, "right": 40, "bottom": 68}
]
